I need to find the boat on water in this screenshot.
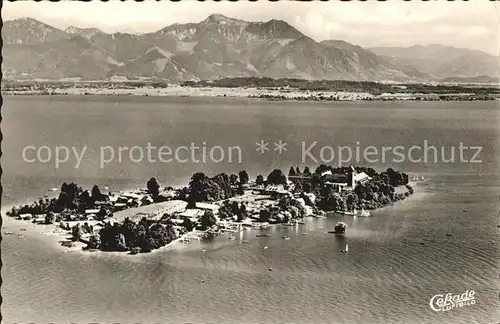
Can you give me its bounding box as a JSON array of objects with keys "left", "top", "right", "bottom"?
[
  {"left": 341, "top": 244, "right": 349, "bottom": 253},
  {"left": 354, "top": 208, "right": 371, "bottom": 217},
  {"left": 337, "top": 208, "right": 370, "bottom": 217},
  {"left": 179, "top": 237, "right": 190, "bottom": 244},
  {"left": 329, "top": 222, "right": 348, "bottom": 235},
  {"left": 446, "top": 233, "right": 454, "bottom": 237},
  {"left": 256, "top": 234, "right": 271, "bottom": 238},
  {"left": 48, "top": 187, "right": 59, "bottom": 192},
  {"left": 4, "top": 231, "right": 14, "bottom": 235},
  {"left": 252, "top": 222, "right": 269, "bottom": 229}
]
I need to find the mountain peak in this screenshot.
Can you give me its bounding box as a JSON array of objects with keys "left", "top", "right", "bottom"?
[
  {"left": 65, "top": 26, "right": 104, "bottom": 39},
  {"left": 203, "top": 14, "right": 245, "bottom": 25},
  {"left": 245, "top": 18, "right": 304, "bottom": 40},
  {"left": 4, "top": 17, "right": 69, "bottom": 44},
  {"left": 8, "top": 17, "right": 51, "bottom": 28}
]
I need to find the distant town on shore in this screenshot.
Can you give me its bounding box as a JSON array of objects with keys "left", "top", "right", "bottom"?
[
  {"left": 3, "top": 77, "right": 499, "bottom": 101},
  {"left": 6, "top": 165, "right": 415, "bottom": 254}
]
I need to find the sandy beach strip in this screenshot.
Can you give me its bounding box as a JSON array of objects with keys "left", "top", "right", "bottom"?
[{"left": 2, "top": 199, "right": 190, "bottom": 254}]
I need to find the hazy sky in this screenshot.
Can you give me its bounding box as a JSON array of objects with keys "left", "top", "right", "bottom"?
[{"left": 3, "top": 0, "right": 499, "bottom": 54}]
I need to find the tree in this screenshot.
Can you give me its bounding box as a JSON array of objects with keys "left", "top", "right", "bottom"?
[
  {"left": 295, "top": 166, "right": 301, "bottom": 176},
  {"left": 188, "top": 172, "right": 226, "bottom": 208},
  {"left": 147, "top": 177, "right": 160, "bottom": 198},
  {"left": 230, "top": 174, "right": 239, "bottom": 185},
  {"left": 199, "top": 210, "right": 217, "bottom": 230},
  {"left": 187, "top": 173, "right": 207, "bottom": 208},
  {"left": 267, "top": 169, "right": 287, "bottom": 186},
  {"left": 71, "top": 224, "right": 82, "bottom": 242},
  {"left": 138, "top": 234, "right": 155, "bottom": 253},
  {"left": 182, "top": 218, "right": 194, "bottom": 232},
  {"left": 212, "top": 173, "right": 233, "bottom": 199},
  {"left": 91, "top": 185, "right": 104, "bottom": 202},
  {"left": 78, "top": 190, "right": 92, "bottom": 212},
  {"left": 148, "top": 223, "right": 174, "bottom": 248},
  {"left": 121, "top": 217, "right": 138, "bottom": 247},
  {"left": 288, "top": 167, "right": 296, "bottom": 177},
  {"left": 176, "top": 186, "right": 189, "bottom": 201},
  {"left": 56, "top": 182, "right": 83, "bottom": 211},
  {"left": 237, "top": 183, "right": 244, "bottom": 195},
  {"left": 310, "top": 173, "right": 325, "bottom": 189},
  {"left": 95, "top": 208, "right": 108, "bottom": 221},
  {"left": 346, "top": 193, "right": 357, "bottom": 210},
  {"left": 294, "top": 182, "right": 303, "bottom": 194},
  {"left": 45, "top": 211, "right": 55, "bottom": 224},
  {"left": 315, "top": 164, "right": 330, "bottom": 175},
  {"left": 256, "top": 175, "right": 265, "bottom": 186},
  {"left": 259, "top": 209, "right": 271, "bottom": 222},
  {"left": 238, "top": 203, "right": 248, "bottom": 222},
  {"left": 114, "top": 233, "right": 128, "bottom": 251},
  {"left": 238, "top": 170, "right": 249, "bottom": 184},
  {"left": 87, "top": 234, "right": 101, "bottom": 249},
  {"left": 303, "top": 166, "right": 311, "bottom": 177}
]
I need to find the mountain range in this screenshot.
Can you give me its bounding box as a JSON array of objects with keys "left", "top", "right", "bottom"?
[{"left": 3, "top": 15, "right": 499, "bottom": 82}]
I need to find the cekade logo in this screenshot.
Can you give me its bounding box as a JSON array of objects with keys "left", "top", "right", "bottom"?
[{"left": 429, "top": 290, "right": 476, "bottom": 312}]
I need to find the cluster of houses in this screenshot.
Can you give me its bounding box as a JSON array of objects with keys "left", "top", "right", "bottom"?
[{"left": 289, "top": 165, "right": 371, "bottom": 192}]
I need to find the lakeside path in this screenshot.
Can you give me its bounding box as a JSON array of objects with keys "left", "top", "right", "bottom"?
[{"left": 4, "top": 85, "right": 498, "bottom": 101}]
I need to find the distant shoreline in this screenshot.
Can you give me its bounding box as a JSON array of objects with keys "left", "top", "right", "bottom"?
[{"left": 2, "top": 85, "right": 498, "bottom": 101}]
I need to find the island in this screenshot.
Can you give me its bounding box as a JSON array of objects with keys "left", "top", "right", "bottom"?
[{"left": 5, "top": 165, "right": 415, "bottom": 254}]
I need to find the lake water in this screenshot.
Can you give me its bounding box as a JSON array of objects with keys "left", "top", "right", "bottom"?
[{"left": 2, "top": 96, "right": 499, "bottom": 323}]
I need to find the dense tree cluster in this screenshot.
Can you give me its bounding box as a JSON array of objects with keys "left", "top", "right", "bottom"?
[
  {"left": 7, "top": 182, "right": 110, "bottom": 218},
  {"left": 198, "top": 210, "right": 217, "bottom": 231},
  {"left": 187, "top": 172, "right": 236, "bottom": 206},
  {"left": 238, "top": 170, "right": 249, "bottom": 184},
  {"left": 304, "top": 166, "right": 412, "bottom": 212},
  {"left": 95, "top": 217, "right": 177, "bottom": 253},
  {"left": 266, "top": 169, "right": 287, "bottom": 186},
  {"left": 258, "top": 196, "right": 306, "bottom": 224},
  {"left": 288, "top": 166, "right": 311, "bottom": 177},
  {"left": 278, "top": 196, "right": 306, "bottom": 218},
  {"left": 218, "top": 200, "right": 248, "bottom": 222}
]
